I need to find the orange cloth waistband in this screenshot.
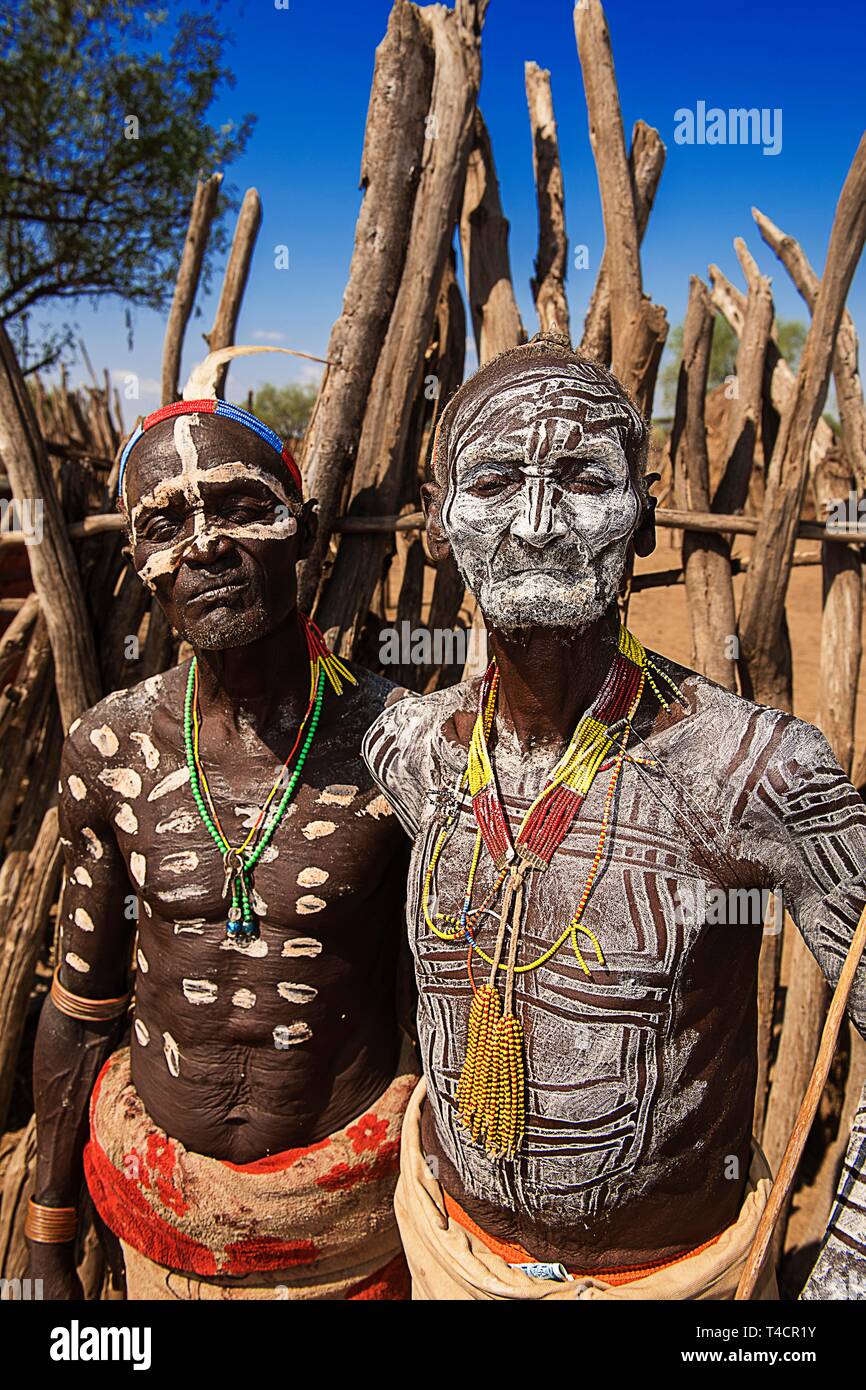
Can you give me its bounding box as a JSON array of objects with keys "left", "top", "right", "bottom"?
[{"left": 442, "top": 1190, "right": 723, "bottom": 1287}]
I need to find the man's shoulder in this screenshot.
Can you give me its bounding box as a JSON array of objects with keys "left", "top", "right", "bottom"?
[
  {"left": 363, "top": 677, "right": 476, "bottom": 755},
  {"left": 61, "top": 665, "right": 185, "bottom": 766},
  {"left": 646, "top": 651, "right": 836, "bottom": 785}
]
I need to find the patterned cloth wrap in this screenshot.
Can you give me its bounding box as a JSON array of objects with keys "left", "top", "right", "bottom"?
[{"left": 84, "top": 1044, "right": 419, "bottom": 1300}]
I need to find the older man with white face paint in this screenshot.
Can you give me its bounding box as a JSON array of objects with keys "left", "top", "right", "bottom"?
[
  {"left": 27, "top": 397, "right": 418, "bottom": 1302},
  {"left": 363, "top": 333, "right": 866, "bottom": 1301}
]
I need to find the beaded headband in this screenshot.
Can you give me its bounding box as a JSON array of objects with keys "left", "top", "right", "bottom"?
[{"left": 117, "top": 399, "right": 303, "bottom": 503}]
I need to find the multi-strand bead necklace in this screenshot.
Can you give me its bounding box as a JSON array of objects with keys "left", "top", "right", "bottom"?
[
  {"left": 421, "top": 626, "right": 682, "bottom": 1159},
  {"left": 184, "top": 613, "right": 355, "bottom": 945}
]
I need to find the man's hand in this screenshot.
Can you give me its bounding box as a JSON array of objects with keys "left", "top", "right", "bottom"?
[{"left": 28, "top": 1242, "right": 84, "bottom": 1301}]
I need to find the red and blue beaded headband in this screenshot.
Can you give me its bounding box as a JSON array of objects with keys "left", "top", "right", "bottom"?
[{"left": 117, "top": 399, "right": 303, "bottom": 504}]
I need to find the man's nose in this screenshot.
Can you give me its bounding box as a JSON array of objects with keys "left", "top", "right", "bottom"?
[
  {"left": 510, "top": 476, "right": 567, "bottom": 549},
  {"left": 186, "top": 521, "right": 232, "bottom": 564}
]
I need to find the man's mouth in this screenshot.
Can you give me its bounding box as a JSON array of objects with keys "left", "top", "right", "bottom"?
[{"left": 186, "top": 579, "right": 248, "bottom": 606}]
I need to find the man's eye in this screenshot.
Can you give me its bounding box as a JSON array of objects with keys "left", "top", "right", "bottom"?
[
  {"left": 141, "top": 516, "right": 181, "bottom": 542},
  {"left": 222, "top": 499, "right": 270, "bottom": 523},
  {"left": 468, "top": 474, "right": 514, "bottom": 497},
  {"left": 560, "top": 466, "right": 608, "bottom": 493}
]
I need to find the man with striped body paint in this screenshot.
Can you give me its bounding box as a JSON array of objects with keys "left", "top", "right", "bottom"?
[
  {"left": 28, "top": 399, "right": 417, "bottom": 1300},
  {"left": 363, "top": 332, "right": 866, "bottom": 1300}
]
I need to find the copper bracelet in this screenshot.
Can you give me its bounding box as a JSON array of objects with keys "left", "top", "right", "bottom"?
[
  {"left": 25, "top": 1199, "right": 78, "bottom": 1244},
  {"left": 50, "top": 969, "right": 131, "bottom": 1023}
]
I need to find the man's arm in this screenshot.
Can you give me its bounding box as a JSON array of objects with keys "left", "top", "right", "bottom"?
[
  {"left": 360, "top": 687, "right": 429, "bottom": 839},
  {"left": 737, "top": 716, "right": 866, "bottom": 1298},
  {"left": 28, "top": 724, "right": 134, "bottom": 1298}
]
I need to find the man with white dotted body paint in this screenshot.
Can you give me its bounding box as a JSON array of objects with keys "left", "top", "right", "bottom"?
[{"left": 28, "top": 384, "right": 416, "bottom": 1301}]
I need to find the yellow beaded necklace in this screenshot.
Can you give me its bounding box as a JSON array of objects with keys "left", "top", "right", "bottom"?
[{"left": 421, "top": 626, "right": 682, "bottom": 1159}]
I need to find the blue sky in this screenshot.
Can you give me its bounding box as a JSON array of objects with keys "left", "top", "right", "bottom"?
[{"left": 53, "top": 0, "right": 866, "bottom": 426}]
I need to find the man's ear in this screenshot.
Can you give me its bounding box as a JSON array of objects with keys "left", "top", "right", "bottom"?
[
  {"left": 632, "top": 472, "right": 658, "bottom": 559},
  {"left": 421, "top": 481, "right": 451, "bottom": 563},
  {"left": 297, "top": 499, "right": 318, "bottom": 562}
]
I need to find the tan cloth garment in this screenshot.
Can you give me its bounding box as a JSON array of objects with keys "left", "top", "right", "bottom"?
[
  {"left": 395, "top": 1079, "right": 779, "bottom": 1301},
  {"left": 86, "top": 1041, "right": 418, "bottom": 1301},
  {"left": 119, "top": 1240, "right": 409, "bottom": 1301}
]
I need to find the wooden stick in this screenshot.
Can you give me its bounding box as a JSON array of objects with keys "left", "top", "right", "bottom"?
[
  {"left": 670, "top": 276, "right": 738, "bottom": 689},
  {"left": 205, "top": 187, "right": 263, "bottom": 399},
  {"left": 738, "top": 133, "right": 866, "bottom": 708},
  {"left": 525, "top": 62, "right": 570, "bottom": 340},
  {"left": 735, "top": 902, "right": 866, "bottom": 1300},
  {"left": 573, "top": 0, "right": 667, "bottom": 413},
  {"left": 3, "top": 504, "right": 865, "bottom": 547},
  {"left": 297, "top": 0, "right": 438, "bottom": 613},
  {"left": 0, "top": 324, "right": 99, "bottom": 727},
  {"left": 581, "top": 120, "right": 665, "bottom": 367},
  {"left": 0, "top": 591, "right": 38, "bottom": 684},
  {"left": 460, "top": 107, "right": 526, "bottom": 363},
  {"left": 315, "top": 0, "right": 487, "bottom": 656},
  {"left": 709, "top": 262, "right": 835, "bottom": 481},
  {"left": 160, "top": 172, "right": 223, "bottom": 406},
  {"left": 753, "top": 205, "right": 866, "bottom": 496}
]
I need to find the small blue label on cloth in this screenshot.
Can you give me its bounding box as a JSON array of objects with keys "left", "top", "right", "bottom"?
[{"left": 509, "top": 1261, "right": 572, "bottom": 1282}]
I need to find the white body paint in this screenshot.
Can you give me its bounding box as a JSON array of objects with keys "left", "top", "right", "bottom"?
[
  {"left": 115, "top": 804, "right": 139, "bottom": 834},
  {"left": 183, "top": 979, "right": 218, "bottom": 1005},
  {"left": 130, "top": 731, "right": 161, "bottom": 769},
  {"left": 89, "top": 725, "right": 119, "bottom": 758},
  {"left": 273, "top": 1022, "right": 313, "bottom": 1049}
]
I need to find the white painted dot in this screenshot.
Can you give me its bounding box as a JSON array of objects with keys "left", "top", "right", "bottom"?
[
  {"left": 160, "top": 850, "right": 199, "bottom": 875},
  {"left": 73, "top": 907, "right": 95, "bottom": 933},
  {"left": 273, "top": 1022, "right": 313, "bottom": 1049},
  {"left": 130, "top": 852, "right": 146, "bottom": 886},
  {"left": 174, "top": 918, "right": 206, "bottom": 934},
  {"left": 148, "top": 767, "right": 190, "bottom": 801},
  {"left": 296, "top": 895, "right": 326, "bottom": 915},
  {"left": 65, "top": 951, "right": 90, "bottom": 974},
  {"left": 297, "top": 866, "right": 329, "bottom": 888},
  {"left": 81, "top": 828, "right": 104, "bottom": 861},
  {"left": 99, "top": 767, "right": 142, "bottom": 798},
  {"left": 232, "top": 988, "right": 256, "bottom": 1010},
  {"left": 183, "top": 978, "right": 218, "bottom": 1005},
  {"left": 259, "top": 845, "right": 279, "bottom": 863},
  {"left": 73, "top": 866, "right": 93, "bottom": 887},
  {"left": 130, "top": 731, "right": 160, "bottom": 770},
  {"left": 301, "top": 820, "right": 336, "bottom": 840},
  {"left": 277, "top": 981, "right": 318, "bottom": 1004},
  {"left": 90, "top": 725, "right": 119, "bottom": 758},
  {"left": 162, "top": 1031, "right": 180, "bottom": 1077},
  {"left": 68, "top": 775, "right": 87, "bottom": 801},
  {"left": 281, "top": 937, "right": 322, "bottom": 958},
  {"left": 318, "top": 784, "right": 358, "bottom": 807},
  {"left": 360, "top": 794, "right": 394, "bottom": 820},
  {"left": 141, "top": 899, "right": 152, "bottom": 918},
  {"left": 68, "top": 718, "right": 82, "bottom": 735},
  {"left": 134, "top": 1018, "right": 150, "bottom": 1046},
  {"left": 251, "top": 889, "right": 268, "bottom": 915},
  {"left": 115, "top": 803, "right": 138, "bottom": 834},
  {"left": 136, "top": 948, "right": 149, "bottom": 974},
  {"left": 155, "top": 809, "right": 198, "bottom": 835}
]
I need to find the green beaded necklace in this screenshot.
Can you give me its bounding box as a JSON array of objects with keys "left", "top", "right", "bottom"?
[{"left": 183, "top": 658, "right": 325, "bottom": 944}]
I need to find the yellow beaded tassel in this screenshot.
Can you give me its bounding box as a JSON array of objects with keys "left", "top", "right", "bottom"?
[
  {"left": 456, "top": 983, "right": 501, "bottom": 1142},
  {"left": 456, "top": 864, "right": 527, "bottom": 1158}
]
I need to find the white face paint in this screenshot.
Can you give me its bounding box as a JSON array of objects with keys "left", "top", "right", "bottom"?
[
  {"left": 89, "top": 725, "right": 119, "bottom": 758},
  {"left": 130, "top": 852, "right": 146, "bottom": 885},
  {"left": 440, "top": 368, "right": 645, "bottom": 632},
  {"left": 67, "top": 776, "right": 87, "bottom": 801},
  {"left": 127, "top": 416, "right": 299, "bottom": 591}
]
